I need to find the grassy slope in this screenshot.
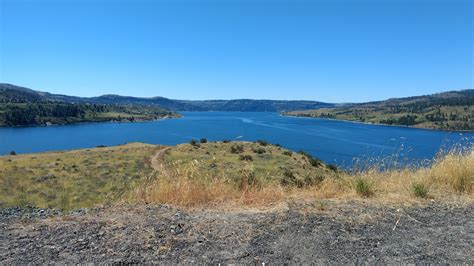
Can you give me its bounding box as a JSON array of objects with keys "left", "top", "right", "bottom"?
[
  {"left": 140, "top": 141, "right": 473, "bottom": 206},
  {"left": 137, "top": 141, "right": 339, "bottom": 206},
  {"left": 164, "top": 142, "right": 335, "bottom": 186},
  {"left": 0, "top": 143, "right": 160, "bottom": 209},
  {"left": 0, "top": 141, "right": 472, "bottom": 210}
]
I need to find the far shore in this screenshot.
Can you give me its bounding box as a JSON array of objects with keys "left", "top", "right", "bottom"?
[
  {"left": 0, "top": 113, "right": 183, "bottom": 128},
  {"left": 281, "top": 113, "right": 474, "bottom": 133}
]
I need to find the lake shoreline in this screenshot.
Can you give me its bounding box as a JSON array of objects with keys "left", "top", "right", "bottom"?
[
  {"left": 1, "top": 112, "right": 471, "bottom": 167},
  {"left": 0, "top": 113, "right": 183, "bottom": 129},
  {"left": 281, "top": 113, "right": 474, "bottom": 133}
]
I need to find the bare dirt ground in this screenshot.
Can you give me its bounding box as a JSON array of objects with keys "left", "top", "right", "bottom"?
[{"left": 1, "top": 201, "right": 472, "bottom": 264}]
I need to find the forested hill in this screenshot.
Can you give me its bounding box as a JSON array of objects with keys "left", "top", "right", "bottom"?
[
  {"left": 285, "top": 90, "right": 474, "bottom": 131},
  {"left": 351, "top": 90, "right": 474, "bottom": 108},
  {"left": 0, "top": 83, "right": 334, "bottom": 112},
  {"left": 0, "top": 84, "right": 176, "bottom": 127}
]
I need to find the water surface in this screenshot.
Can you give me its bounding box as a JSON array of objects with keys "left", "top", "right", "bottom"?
[{"left": 0, "top": 112, "right": 471, "bottom": 168}]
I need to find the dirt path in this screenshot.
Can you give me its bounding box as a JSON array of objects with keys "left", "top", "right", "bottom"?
[
  {"left": 1, "top": 201, "right": 473, "bottom": 264},
  {"left": 150, "top": 146, "right": 171, "bottom": 174}
]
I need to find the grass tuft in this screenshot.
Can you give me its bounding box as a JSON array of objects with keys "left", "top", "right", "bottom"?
[
  {"left": 354, "top": 177, "right": 374, "bottom": 197},
  {"left": 412, "top": 182, "right": 429, "bottom": 198}
]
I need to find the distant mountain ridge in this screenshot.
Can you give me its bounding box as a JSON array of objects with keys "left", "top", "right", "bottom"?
[{"left": 0, "top": 83, "right": 334, "bottom": 112}]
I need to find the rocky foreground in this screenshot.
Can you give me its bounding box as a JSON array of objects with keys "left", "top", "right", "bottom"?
[{"left": 1, "top": 201, "right": 473, "bottom": 264}]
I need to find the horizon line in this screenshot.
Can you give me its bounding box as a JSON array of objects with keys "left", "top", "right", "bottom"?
[{"left": 1, "top": 82, "right": 472, "bottom": 105}]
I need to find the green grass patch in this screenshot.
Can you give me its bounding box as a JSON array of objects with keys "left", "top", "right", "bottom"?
[
  {"left": 164, "top": 141, "right": 335, "bottom": 190},
  {"left": 0, "top": 143, "right": 160, "bottom": 210},
  {"left": 354, "top": 178, "right": 374, "bottom": 197},
  {"left": 412, "top": 182, "right": 429, "bottom": 198}
]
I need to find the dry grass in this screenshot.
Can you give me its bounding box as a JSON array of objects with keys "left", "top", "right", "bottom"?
[
  {"left": 312, "top": 148, "right": 474, "bottom": 202},
  {"left": 135, "top": 147, "right": 288, "bottom": 207},
  {"left": 138, "top": 176, "right": 285, "bottom": 207},
  {"left": 135, "top": 142, "right": 333, "bottom": 208},
  {"left": 2, "top": 141, "right": 472, "bottom": 210},
  {"left": 136, "top": 143, "right": 474, "bottom": 208}
]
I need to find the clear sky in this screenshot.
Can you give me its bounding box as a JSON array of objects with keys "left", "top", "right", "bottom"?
[{"left": 0, "top": 0, "right": 472, "bottom": 102}]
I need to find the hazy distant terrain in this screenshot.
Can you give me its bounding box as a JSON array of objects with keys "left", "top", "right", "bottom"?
[
  {"left": 0, "top": 83, "right": 334, "bottom": 113},
  {"left": 285, "top": 90, "right": 474, "bottom": 131}
]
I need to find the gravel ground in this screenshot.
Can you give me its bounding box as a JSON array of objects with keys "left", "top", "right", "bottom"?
[{"left": 1, "top": 201, "right": 473, "bottom": 264}]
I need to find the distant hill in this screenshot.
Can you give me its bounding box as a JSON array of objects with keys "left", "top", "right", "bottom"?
[
  {"left": 0, "top": 83, "right": 334, "bottom": 112},
  {"left": 285, "top": 90, "right": 474, "bottom": 131},
  {"left": 0, "top": 84, "right": 176, "bottom": 127}
]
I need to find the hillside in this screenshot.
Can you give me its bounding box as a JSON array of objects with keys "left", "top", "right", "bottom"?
[
  {"left": 285, "top": 90, "right": 474, "bottom": 131},
  {"left": 0, "top": 141, "right": 337, "bottom": 209},
  {"left": 0, "top": 84, "right": 177, "bottom": 126},
  {"left": 0, "top": 83, "right": 334, "bottom": 112},
  {"left": 0, "top": 141, "right": 473, "bottom": 263},
  {"left": 1, "top": 140, "right": 472, "bottom": 210}
]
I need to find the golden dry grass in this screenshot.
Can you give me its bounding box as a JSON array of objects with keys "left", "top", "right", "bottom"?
[
  {"left": 136, "top": 142, "right": 473, "bottom": 208},
  {"left": 138, "top": 176, "right": 286, "bottom": 207},
  {"left": 2, "top": 141, "right": 472, "bottom": 210},
  {"left": 312, "top": 148, "right": 473, "bottom": 202}
]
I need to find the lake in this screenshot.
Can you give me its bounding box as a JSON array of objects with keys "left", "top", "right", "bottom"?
[{"left": 0, "top": 112, "right": 472, "bottom": 168}]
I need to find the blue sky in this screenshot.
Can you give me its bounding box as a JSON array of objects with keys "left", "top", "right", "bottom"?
[{"left": 0, "top": 0, "right": 472, "bottom": 102}]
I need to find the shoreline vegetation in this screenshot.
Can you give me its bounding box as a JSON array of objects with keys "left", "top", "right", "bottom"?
[
  {"left": 0, "top": 83, "right": 182, "bottom": 127},
  {"left": 282, "top": 113, "right": 474, "bottom": 132},
  {"left": 0, "top": 104, "right": 182, "bottom": 127},
  {"left": 284, "top": 89, "right": 474, "bottom": 131},
  {"left": 1, "top": 140, "right": 472, "bottom": 210},
  {"left": 0, "top": 102, "right": 181, "bottom": 127}
]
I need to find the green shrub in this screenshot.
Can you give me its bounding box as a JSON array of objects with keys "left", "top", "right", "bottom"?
[
  {"left": 252, "top": 147, "right": 266, "bottom": 154},
  {"left": 327, "top": 164, "right": 338, "bottom": 172},
  {"left": 279, "top": 168, "right": 321, "bottom": 188},
  {"left": 238, "top": 169, "right": 260, "bottom": 190},
  {"left": 298, "top": 150, "right": 323, "bottom": 167},
  {"left": 9, "top": 151, "right": 16, "bottom": 155},
  {"left": 189, "top": 139, "right": 200, "bottom": 147},
  {"left": 230, "top": 144, "right": 244, "bottom": 154},
  {"left": 239, "top": 154, "right": 253, "bottom": 161},
  {"left": 283, "top": 150, "right": 292, "bottom": 156},
  {"left": 200, "top": 138, "right": 208, "bottom": 143},
  {"left": 354, "top": 178, "right": 374, "bottom": 197},
  {"left": 256, "top": 140, "right": 269, "bottom": 146},
  {"left": 222, "top": 139, "right": 231, "bottom": 143},
  {"left": 280, "top": 168, "right": 300, "bottom": 187},
  {"left": 412, "top": 182, "right": 429, "bottom": 198}
]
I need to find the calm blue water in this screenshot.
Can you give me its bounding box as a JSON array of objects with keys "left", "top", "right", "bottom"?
[{"left": 0, "top": 112, "right": 472, "bottom": 168}]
